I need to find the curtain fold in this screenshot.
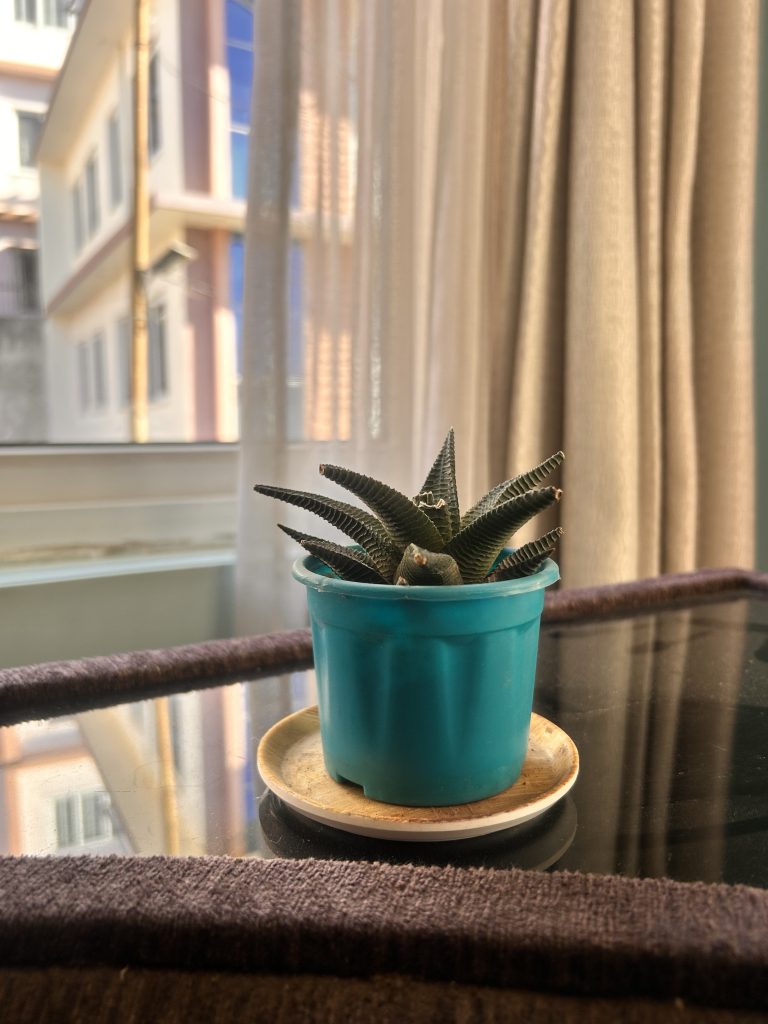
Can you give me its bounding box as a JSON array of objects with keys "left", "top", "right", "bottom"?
[{"left": 236, "top": 0, "right": 758, "bottom": 631}]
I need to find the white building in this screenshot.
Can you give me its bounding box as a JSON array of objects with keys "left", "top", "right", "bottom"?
[
  {"left": 37, "top": 0, "right": 250, "bottom": 442},
  {"left": 0, "top": 0, "right": 73, "bottom": 441}
]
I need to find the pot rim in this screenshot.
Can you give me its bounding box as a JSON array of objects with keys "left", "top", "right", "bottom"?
[{"left": 292, "top": 551, "right": 560, "bottom": 601}]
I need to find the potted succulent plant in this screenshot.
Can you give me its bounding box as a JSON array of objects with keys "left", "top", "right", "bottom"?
[{"left": 255, "top": 430, "right": 563, "bottom": 807}]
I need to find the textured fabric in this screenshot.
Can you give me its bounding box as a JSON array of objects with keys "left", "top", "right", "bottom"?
[
  {"left": 0, "top": 856, "right": 767, "bottom": 1012},
  {"left": 0, "top": 968, "right": 763, "bottom": 1024},
  {"left": 236, "top": 0, "right": 758, "bottom": 630}
]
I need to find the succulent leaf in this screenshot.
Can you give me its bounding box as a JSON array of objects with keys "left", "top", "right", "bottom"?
[
  {"left": 445, "top": 487, "right": 562, "bottom": 583},
  {"left": 416, "top": 428, "right": 460, "bottom": 537},
  {"left": 253, "top": 483, "right": 399, "bottom": 578},
  {"left": 486, "top": 527, "right": 563, "bottom": 582},
  {"left": 278, "top": 525, "right": 386, "bottom": 584},
  {"left": 460, "top": 452, "right": 564, "bottom": 529},
  {"left": 319, "top": 464, "right": 445, "bottom": 553},
  {"left": 414, "top": 493, "right": 453, "bottom": 545},
  {"left": 394, "top": 544, "right": 464, "bottom": 586}
]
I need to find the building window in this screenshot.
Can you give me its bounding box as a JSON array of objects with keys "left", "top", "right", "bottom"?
[
  {"left": 107, "top": 110, "right": 122, "bottom": 207},
  {"left": 226, "top": 1, "right": 254, "bottom": 198},
  {"left": 17, "top": 111, "right": 44, "bottom": 168},
  {"left": 77, "top": 342, "right": 91, "bottom": 410},
  {"left": 92, "top": 331, "right": 107, "bottom": 407},
  {"left": 148, "top": 51, "right": 162, "bottom": 156},
  {"left": 72, "top": 179, "right": 84, "bottom": 252},
  {"left": 14, "top": 0, "right": 37, "bottom": 24},
  {"left": 44, "top": 0, "right": 68, "bottom": 27},
  {"left": 149, "top": 304, "right": 168, "bottom": 399},
  {"left": 85, "top": 153, "right": 100, "bottom": 236},
  {"left": 117, "top": 316, "right": 131, "bottom": 406},
  {"left": 14, "top": 248, "right": 39, "bottom": 313},
  {"left": 55, "top": 791, "right": 112, "bottom": 849}
]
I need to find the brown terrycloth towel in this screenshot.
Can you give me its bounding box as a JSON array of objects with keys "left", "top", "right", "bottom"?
[
  {"left": 0, "top": 856, "right": 766, "bottom": 1013},
  {"left": 0, "top": 967, "right": 763, "bottom": 1023}
]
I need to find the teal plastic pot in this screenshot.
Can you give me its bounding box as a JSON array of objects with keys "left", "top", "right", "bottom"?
[{"left": 293, "top": 553, "right": 559, "bottom": 807}]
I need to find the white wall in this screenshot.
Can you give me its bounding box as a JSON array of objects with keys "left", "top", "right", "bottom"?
[
  {"left": 0, "top": 0, "right": 72, "bottom": 73},
  {"left": 46, "top": 270, "right": 195, "bottom": 441}
]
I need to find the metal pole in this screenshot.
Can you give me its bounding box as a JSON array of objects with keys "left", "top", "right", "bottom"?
[{"left": 130, "top": 0, "right": 150, "bottom": 443}]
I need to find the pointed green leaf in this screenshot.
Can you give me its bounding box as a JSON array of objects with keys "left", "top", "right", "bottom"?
[
  {"left": 278, "top": 524, "right": 386, "bottom": 584},
  {"left": 414, "top": 492, "right": 453, "bottom": 545},
  {"left": 445, "top": 487, "right": 562, "bottom": 583},
  {"left": 394, "top": 544, "right": 463, "bottom": 586},
  {"left": 486, "top": 528, "right": 563, "bottom": 582},
  {"left": 416, "top": 428, "right": 460, "bottom": 537},
  {"left": 460, "top": 452, "right": 564, "bottom": 529},
  {"left": 254, "top": 483, "right": 399, "bottom": 578},
  {"left": 319, "top": 464, "right": 445, "bottom": 553}
]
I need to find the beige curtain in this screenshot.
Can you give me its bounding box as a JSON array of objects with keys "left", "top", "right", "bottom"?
[{"left": 236, "top": 0, "right": 759, "bottom": 631}]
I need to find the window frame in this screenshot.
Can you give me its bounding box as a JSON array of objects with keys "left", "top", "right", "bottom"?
[{"left": 17, "top": 110, "right": 44, "bottom": 169}]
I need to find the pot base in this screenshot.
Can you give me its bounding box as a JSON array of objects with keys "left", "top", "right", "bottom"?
[{"left": 257, "top": 706, "right": 579, "bottom": 842}]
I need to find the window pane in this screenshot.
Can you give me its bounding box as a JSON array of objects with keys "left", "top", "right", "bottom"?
[
  {"left": 117, "top": 316, "right": 131, "bottom": 406},
  {"left": 231, "top": 130, "right": 249, "bottom": 200},
  {"left": 81, "top": 791, "right": 111, "bottom": 841},
  {"left": 230, "top": 235, "right": 243, "bottom": 375},
  {"left": 44, "top": 0, "right": 67, "bottom": 26},
  {"left": 85, "top": 155, "right": 100, "bottom": 236},
  {"left": 55, "top": 795, "right": 79, "bottom": 848},
  {"left": 228, "top": 45, "right": 253, "bottom": 126},
  {"left": 14, "top": 248, "right": 39, "bottom": 313},
  {"left": 226, "top": 0, "right": 253, "bottom": 45},
  {"left": 77, "top": 342, "right": 91, "bottom": 410},
  {"left": 92, "top": 332, "right": 107, "bottom": 407},
  {"left": 148, "top": 53, "right": 161, "bottom": 155},
  {"left": 18, "top": 112, "right": 44, "bottom": 168},
  {"left": 15, "top": 0, "right": 37, "bottom": 24},
  {"left": 108, "top": 111, "right": 122, "bottom": 206},
  {"left": 72, "top": 180, "right": 83, "bottom": 251},
  {"left": 149, "top": 305, "right": 168, "bottom": 399}
]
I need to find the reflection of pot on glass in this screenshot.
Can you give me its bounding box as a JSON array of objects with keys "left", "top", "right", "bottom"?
[{"left": 259, "top": 789, "right": 577, "bottom": 871}]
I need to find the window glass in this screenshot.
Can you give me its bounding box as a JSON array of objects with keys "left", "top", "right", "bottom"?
[
  {"left": 85, "top": 153, "right": 100, "bottom": 236},
  {"left": 81, "top": 792, "right": 112, "bottom": 841},
  {"left": 231, "top": 129, "right": 249, "bottom": 200},
  {"left": 18, "top": 111, "right": 44, "bottom": 168},
  {"left": 148, "top": 304, "right": 168, "bottom": 399},
  {"left": 92, "top": 331, "right": 107, "bottom": 407},
  {"left": 117, "top": 316, "right": 131, "bottom": 406},
  {"left": 228, "top": 45, "right": 253, "bottom": 126},
  {"left": 14, "top": 248, "right": 39, "bottom": 313},
  {"left": 230, "top": 235, "right": 244, "bottom": 374},
  {"left": 77, "top": 342, "right": 91, "bottom": 410},
  {"left": 226, "top": 0, "right": 253, "bottom": 44},
  {"left": 14, "top": 0, "right": 36, "bottom": 24},
  {"left": 44, "top": 0, "right": 68, "bottom": 27},
  {"left": 148, "top": 51, "right": 161, "bottom": 155},
  {"left": 72, "top": 180, "right": 84, "bottom": 252},
  {"left": 107, "top": 110, "right": 122, "bottom": 207},
  {"left": 55, "top": 795, "right": 78, "bottom": 848}
]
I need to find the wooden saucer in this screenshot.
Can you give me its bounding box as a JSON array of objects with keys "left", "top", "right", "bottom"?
[{"left": 257, "top": 707, "right": 579, "bottom": 842}]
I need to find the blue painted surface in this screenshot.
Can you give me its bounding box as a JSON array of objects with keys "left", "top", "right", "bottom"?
[{"left": 293, "top": 554, "right": 559, "bottom": 806}]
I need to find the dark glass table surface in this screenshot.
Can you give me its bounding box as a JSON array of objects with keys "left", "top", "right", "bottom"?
[{"left": 1, "top": 594, "right": 766, "bottom": 887}]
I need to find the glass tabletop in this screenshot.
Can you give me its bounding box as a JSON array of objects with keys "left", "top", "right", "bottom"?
[{"left": 1, "top": 594, "right": 766, "bottom": 886}]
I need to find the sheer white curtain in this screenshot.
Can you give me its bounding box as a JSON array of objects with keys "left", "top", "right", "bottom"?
[{"left": 235, "top": 0, "right": 758, "bottom": 634}]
